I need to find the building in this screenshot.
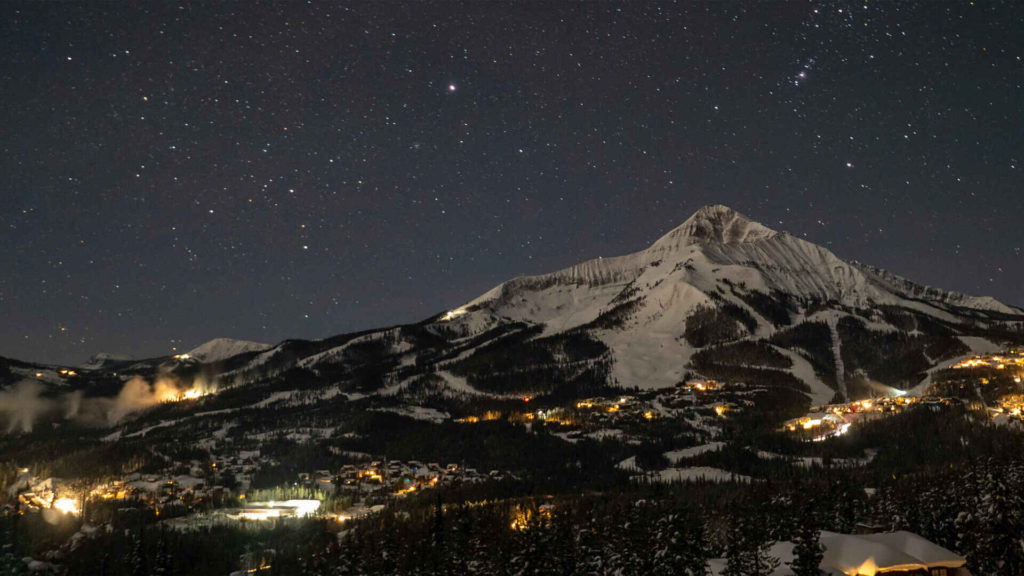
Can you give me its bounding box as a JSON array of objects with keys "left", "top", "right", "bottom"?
[
  {"left": 710, "top": 530, "right": 970, "bottom": 576},
  {"left": 820, "top": 531, "right": 970, "bottom": 575}
]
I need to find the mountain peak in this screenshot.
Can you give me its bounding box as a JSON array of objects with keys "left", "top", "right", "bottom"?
[
  {"left": 650, "top": 205, "right": 777, "bottom": 252},
  {"left": 187, "top": 338, "right": 272, "bottom": 363},
  {"left": 80, "top": 352, "right": 134, "bottom": 370}
]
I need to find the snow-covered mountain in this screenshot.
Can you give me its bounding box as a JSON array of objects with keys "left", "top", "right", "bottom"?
[
  {"left": 186, "top": 338, "right": 272, "bottom": 364},
  {"left": 434, "top": 205, "right": 1023, "bottom": 404},
  {"left": 80, "top": 352, "right": 135, "bottom": 370},
  {"left": 6, "top": 205, "right": 1023, "bottom": 413}
]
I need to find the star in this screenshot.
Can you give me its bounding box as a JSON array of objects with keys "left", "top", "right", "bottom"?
[{"left": 448, "top": 84, "right": 456, "bottom": 92}]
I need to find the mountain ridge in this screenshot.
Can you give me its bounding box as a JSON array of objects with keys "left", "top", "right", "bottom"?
[
  {"left": 436, "top": 205, "right": 1022, "bottom": 403},
  {"left": 3, "top": 205, "right": 1023, "bottom": 415}
]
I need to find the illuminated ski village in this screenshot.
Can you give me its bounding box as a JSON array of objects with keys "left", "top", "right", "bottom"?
[{"left": 4, "top": 1, "right": 1024, "bottom": 575}]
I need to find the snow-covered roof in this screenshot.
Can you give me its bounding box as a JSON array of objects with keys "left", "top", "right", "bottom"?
[
  {"left": 821, "top": 531, "right": 925, "bottom": 574},
  {"left": 709, "top": 531, "right": 966, "bottom": 576},
  {"left": 858, "top": 531, "right": 967, "bottom": 569},
  {"left": 820, "top": 531, "right": 966, "bottom": 575}
]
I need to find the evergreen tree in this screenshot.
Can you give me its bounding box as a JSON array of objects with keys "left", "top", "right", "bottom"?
[
  {"left": 789, "top": 514, "right": 823, "bottom": 576},
  {"left": 723, "top": 515, "right": 778, "bottom": 576},
  {"left": 651, "top": 511, "right": 707, "bottom": 576},
  {"left": 681, "top": 518, "right": 710, "bottom": 576},
  {"left": 129, "top": 530, "right": 148, "bottom": 576},
  {"left": 722, "top": 518, "right": 752, "bottom": 576},
  {"left": 428, "top": 496, "right": 446, "bottom": 573},
  {"left": 753, "top": 536, "right": 781, "bottom": 576}
]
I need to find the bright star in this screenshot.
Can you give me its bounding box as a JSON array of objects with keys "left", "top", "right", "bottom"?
[{"left": 448, "top": 84, "right": 456, "bottom": 92}]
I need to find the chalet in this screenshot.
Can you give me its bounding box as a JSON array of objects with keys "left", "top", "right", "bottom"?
[
  {"left": 709, "top": 531, "right": 970, "bottom": 576},
  {"left": 819, "top": 531, "right": 970, "bottom": 575}
]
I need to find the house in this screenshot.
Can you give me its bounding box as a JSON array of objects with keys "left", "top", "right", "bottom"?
[
  {"left": 709, "top": 531, "right": 970, "bottom": 576},
  {"left": 821, "top": 531, "right": 970, "bottom": 575}
]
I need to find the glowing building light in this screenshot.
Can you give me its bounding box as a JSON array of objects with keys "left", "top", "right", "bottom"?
[
  {"left": 53, "top": 498, "right": 79, "bottom": 515},
  {"left": 283, "top": 499, "right": 321, "bottom": 516},
  {"left": 440, "top": 308, "right": 467, "bottom": 322}
]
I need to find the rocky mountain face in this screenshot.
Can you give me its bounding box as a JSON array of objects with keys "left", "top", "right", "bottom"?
[
  {"left": 3, "top": 205, "right": 1023, "bottom": 420},
  {"left": 434, "top": 205, "right": 1023, "bottom": 404}
]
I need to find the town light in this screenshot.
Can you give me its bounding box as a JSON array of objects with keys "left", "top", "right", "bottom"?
[
  {"left": 53, "top": 498, "right": 79, "bottom": 515},
  {"left": 441, "top": 308, "right": 467, "bottom": 321}
]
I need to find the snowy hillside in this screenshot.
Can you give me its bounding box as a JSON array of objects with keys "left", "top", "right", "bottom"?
[
  {"left": 186, "top": 338, "right": 272, "bottom": 363},
  {"left": 80, "top": 352, "right": 135, "bottom": 370},
  {"left": 437, "top": 205, "right": 1024, "bottom": 402}
]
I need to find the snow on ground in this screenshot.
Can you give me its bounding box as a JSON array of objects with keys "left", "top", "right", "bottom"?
[
  {"left": 370, "top": 405, "right": 449, "bottom": 424},
  {"left": 687, "top": 414, "right": 721, "bottom": 437},
  {"left": 438, "top": 326, "right": 534, "bottom": 365},
  {"left": 187, "top": 338, "right": 272, "bottom": 363},
  {"left": 248, "top": 427, "right": 336, "bottom": 442},
  {"left": 708, "top": 541, "right": 795, "bottom": 576},
  {"left": 892, "top": 297, "right": 963, "bottom": 324},
  {"left": 212, "top": 421, "right": 236, "bottom": 440},
  {"left": 772, "top": 345, "right": 835, "bottom": 406},
  {"left": 907, "top": 336, "right": 1003, "bottom": 395},
  {"left": 991, "top": 414, "right": 1024, "bottom": 429},
  {"left": 805, "top": 309, "right": 893, "bottom": 333},
  {"left": 551, "top": 432, "right": 578, "bottom": 444},
  {"left": 603, "top": 328, "right": 694, "bottom": 390},
  {"left": 757, "top": 449, "right": 876, "bottom": 469},
  {"left": 377, "top": 376, "right": 411, "bottom": 397},
  {"left": 10, "top": 367, "right": 67, "bottom": 386},
  {"left": 296, "top": 333, "right": 378, "bottom": 369},
  {"left": 252, "top": 390, "right": 298, "bottom": 408},
  {"left": 128, "top": 474, "right": 205, "bottom": 495},
  {"left": 826, "top": 315, "right": 848, "bottom": 400},
  {"left": 80, "top": 353, "right": 133, "bottom": 370},
  {"left": 194, "top": 408, "right": 237, "bottom": 418},
  {"left": 586, "top": 428, "right": 624, "bottom": 441},
  {"left": 382, "top": 370, "right": 503, "bottom": 399},
  {"left": 663, "top": 442, "right": 725, "bottom": 463},
  {"left": 108, "top": 419, "right": 183, "bottom": 440},
  {"left": 958, "top": 336, "right": 1003, "bottom": 354},
  {"left": 247, "top": 386, "right": 344, "bottom": 409},
  {"left": 435, "top": 370, "right": 492, "bottom": 396},
  {"left": 646, "top": 466, "right": 752, "bottom": 484},
  {"left": 620, "top": 454, "right": 754, "bottom": 486}
]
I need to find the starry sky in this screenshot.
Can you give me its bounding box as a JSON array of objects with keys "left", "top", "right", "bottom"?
[{"left": 2, "top": 1, "right": 1022, "bottom": 365}]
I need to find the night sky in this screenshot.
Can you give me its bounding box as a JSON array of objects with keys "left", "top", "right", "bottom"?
[{"left": 2, "top": 2, "right": 1022, "bottom": 365}]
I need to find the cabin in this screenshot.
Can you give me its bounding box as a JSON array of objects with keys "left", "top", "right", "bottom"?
[
  {"left": 709, "top": 530, "right": 970, "bottom": 576},
  {"left": 819, "top": 531, "right": 970, "bottom": 575}
]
